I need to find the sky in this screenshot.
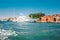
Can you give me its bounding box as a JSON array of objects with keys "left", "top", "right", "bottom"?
[{"left": 0, "top": 0, "right": 60, "bottom": 18}]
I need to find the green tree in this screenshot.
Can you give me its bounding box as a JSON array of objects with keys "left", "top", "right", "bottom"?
[{"left": 29, "top": 12, "right": 45, "bottom": 19}]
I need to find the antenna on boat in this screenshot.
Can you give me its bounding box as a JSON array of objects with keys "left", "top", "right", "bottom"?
[{"left": 13, "top": 8, "right": 15, "bottom": 17}]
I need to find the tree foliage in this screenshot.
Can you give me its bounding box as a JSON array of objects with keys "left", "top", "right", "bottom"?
[{"left": 29, "top": 12, "right": 45, "bottom": 19}]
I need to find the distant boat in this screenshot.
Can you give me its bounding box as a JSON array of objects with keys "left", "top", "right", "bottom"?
[{"left": 17, "top": 15, "right": 34, "bottom": 22}]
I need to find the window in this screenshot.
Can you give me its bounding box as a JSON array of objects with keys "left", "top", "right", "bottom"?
[
  {"left": 46, "top": 18, "right": 48, "bottom": 21},
  {"left": 54, "top": 18, "right": 56, "bottom": 21}
]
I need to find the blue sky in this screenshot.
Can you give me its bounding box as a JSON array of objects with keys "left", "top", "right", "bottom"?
[{"left": 0, "top": 0, "right": 60, "bottom": 18}]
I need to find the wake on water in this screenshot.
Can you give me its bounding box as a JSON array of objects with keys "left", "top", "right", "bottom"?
[{"left": 0, "top": 29, "right": 18, "bottom": 40}]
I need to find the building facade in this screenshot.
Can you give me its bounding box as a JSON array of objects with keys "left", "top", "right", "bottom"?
[{"left": 39, "top": 14, "right": 60, "bottom": 22}]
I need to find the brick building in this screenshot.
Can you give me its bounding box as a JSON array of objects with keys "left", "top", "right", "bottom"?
[{"left": 39, "top": 14, "right": 60, "bottom": 22}]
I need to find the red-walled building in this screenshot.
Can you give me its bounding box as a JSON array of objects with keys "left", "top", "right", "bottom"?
[{"left": 39, "top": 14, "right": 60, "bottom": 22}]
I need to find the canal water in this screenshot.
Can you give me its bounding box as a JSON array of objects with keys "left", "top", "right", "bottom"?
[{"left": 0, "top": 21, "right": 60, "bottom": 40}]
